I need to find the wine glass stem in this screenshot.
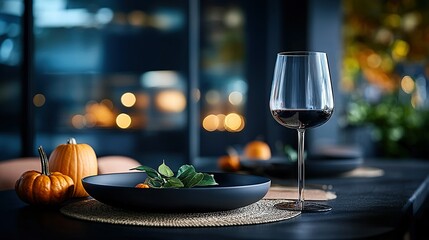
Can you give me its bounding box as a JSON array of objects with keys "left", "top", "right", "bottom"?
[{"left": 297, "top": 129, "right": 306, "bottom": 210}]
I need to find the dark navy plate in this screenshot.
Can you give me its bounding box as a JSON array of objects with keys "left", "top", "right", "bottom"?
[{"left": 82, "top": 172, "right": 270, "bottom": 212}]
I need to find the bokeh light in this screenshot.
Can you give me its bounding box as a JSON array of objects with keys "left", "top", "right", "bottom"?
[
  {"left": 33, "top": 93, "right": 45, "bottom": 107},
  {"left": 401, "top": 75, "right": 415, "bottom": 94},
  {"left": 202, "top": 113, "right": 245, "bottom": 132},
  {"left": 366, "top": 53, "right": 382, "bottom": 68},
  {"left": 71, "top": 114, "right": 86, "bottom": 129},
  {"left": 384, "top": 14, "right": 401, "bottom": 28},
  {"left": 224, "top": 113, "right": 245, "bottom": 132},
  {"left": 155, "top": 90, "right": 186, "bottom": 113},
  {"left": 216, "top": 114, "right": 226, "bottom": 131},
  {"left": 228, "top": 91, "right": 243, "bottom": 105},
  {"left": 121, "top": 92, "right": 136, "bottom": 107},
  {"left": 116, "top": 113, "right": 131, "bottom": 129},
  {"left": 202, "top": 114, "right": 219, "bottom": 132},
  {"left": 128, "top": 10, "right": 147, "bottom": 27},
  {"left": 85, "top": 101, "right": 116, "bottom": 127},
  {"left": 193, "top": 88, "right": 201, "bottom": 102},
  {"left": 392, "top": 39, "right": 409, "bottom": 60}
]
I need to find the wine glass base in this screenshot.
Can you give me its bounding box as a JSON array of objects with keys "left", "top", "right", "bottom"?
[{"left": 275, "top": 201, "right": 332, "bottom": 212}]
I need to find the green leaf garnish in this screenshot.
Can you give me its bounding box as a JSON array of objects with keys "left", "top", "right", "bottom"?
[
  {"left": 197, "top": 173, "right": 218, "bottom": 186},
  {"left": 131, "top": 165, "right": 161, "bottom": 179},
  {"left": 132, "top": 161, "right": 218, "bottom": 189},
  {"left": 146, "top": 178, "right": 163, "bottom": 188},
  {"left": 164, "top": 177, "right": 184, "bottom": 188},
  {"left": 158, "top": 160, "right": 174, "bottom": 177},
  {"left": 177, "top": 164, "right": 196, "bottom": 179}
]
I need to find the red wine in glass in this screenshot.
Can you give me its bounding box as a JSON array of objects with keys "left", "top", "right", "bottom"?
[
  {"left": 271, "top": 109, "right": 333, "bottom": 130},
  {"left": 269, "top": 51, "right": 334, "bottom": 212}
]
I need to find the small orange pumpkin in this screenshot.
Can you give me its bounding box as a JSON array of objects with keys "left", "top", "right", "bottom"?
[
  {"left": 218, "top": 147, "right": 240, "bottom": 172},
  {"left": 218, "top": 154, "right": 240, "bottom": 172},
  {"left": 49, "top": 138, "right": 98, "bottom": 197},
  {"left": 243, "top": 140, "right": 271, "bottom": 160},
  {"left": 15, "top": 146, "right": 75, "bottom": 205}
]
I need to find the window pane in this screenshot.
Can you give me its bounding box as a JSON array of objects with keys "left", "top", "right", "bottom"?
[
  {"left": 0, "top": 0, "right": 23, "bottom": 160},
  {"left": 199, "top": 0, "right": 247, "bottom": 156},
  {"left": 33, "top": 0, "right": 189, "bottom": 163}
]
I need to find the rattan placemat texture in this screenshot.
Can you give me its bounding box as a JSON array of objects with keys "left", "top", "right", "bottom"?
[{"left": 60, "top": 199, "right": 300, "bottom": 227}]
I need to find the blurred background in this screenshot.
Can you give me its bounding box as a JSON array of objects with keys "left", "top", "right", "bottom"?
[{"left": 0, "top": 0, "right": 428, "bottom": 165}]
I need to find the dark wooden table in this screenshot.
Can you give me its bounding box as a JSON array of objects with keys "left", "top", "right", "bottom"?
[{"left": 1, "top": 159, "right": 429, "bottom": 240}]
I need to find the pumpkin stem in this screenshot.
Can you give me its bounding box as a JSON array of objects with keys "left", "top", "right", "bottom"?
[
  {"left": 67, "top": 138, "right": 77, "bottom": 144},
  {"left": 37, "top": 146, "right": 50, "bottom": 175},
  {"left": 226, "top": 146, "right": 239, "bottom": 157}
]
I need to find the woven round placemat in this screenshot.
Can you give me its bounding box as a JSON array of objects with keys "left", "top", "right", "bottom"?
[{"left": 60, "top": 199, "right": 300, "bottom": 227}]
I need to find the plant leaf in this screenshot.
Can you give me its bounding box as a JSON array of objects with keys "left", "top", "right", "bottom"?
[
  {"left": 196, "top": 173, "right": 218, "bottom": 186},
  {"left": 158, "top": 161, "right": 174, "bottom": 177},
  {"left": 147, "top": 178, "right": 163, "bottom": 188},
  {"left": 132, "top": 162, "right": 218, "bottom": 189},
  {"left": 177, "top": 165, "right": 197, "bottom": 180},
  {"left": 131, "top": 165, "right": 161, "bottom": 179},
  {"left": 163, "top": 177, "right": 184, "bottom": 188},
  {"left": 186, "top": 172, "right": 204, "bottom": 188},
  {"left": 178, "top": 171, "right": 197, "bottom": 187}
]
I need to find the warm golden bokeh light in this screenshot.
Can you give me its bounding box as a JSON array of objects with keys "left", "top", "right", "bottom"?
[
  {"left": 401, "top": 75, "right": 415, "bottom": 94},
  {"left": 116, "top": 113, "right": 132, "bottom": 129},
  {"left": 366, "top": 53, "right": 382, "bottom": 68},
  {"left": 33, "top": 94, "right": 45, "bottom": 107},
  {"left": 85, "top": 101, "right": 116, "bottom": 127},
  {"left": 216, "top": 114, "right": 226, "bottom": 131},
  {"left": 202, "top": 113, "right": 245, "bottom": 132},
  {"left": 84, "top": 112, "right": 97, "bottom": 127},
  {"left": 71, "top": 114, "right": 86, "bottom": 129},
  {"left": 121, "top": 92, "right": 137, "bottom": 107},
  {"left": 155, "top": 90, "right": 186, "bottom": 113},
  {"left": 202, "top": 114, "right": 219, "bottom": 132},
  {"left": 224, "top": 113, "right": 244, "bottom": 132}
]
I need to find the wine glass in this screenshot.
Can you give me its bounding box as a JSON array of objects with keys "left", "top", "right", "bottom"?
[{"left": 269, "top": 51, "right": 334, "bottom": 212}]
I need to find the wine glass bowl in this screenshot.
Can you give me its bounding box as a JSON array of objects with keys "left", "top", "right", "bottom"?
[{"left": 269, "top": 51, "right": 334, "bottom": 212}]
